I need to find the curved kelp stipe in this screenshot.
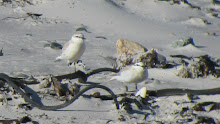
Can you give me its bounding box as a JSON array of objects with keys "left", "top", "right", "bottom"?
[
  {"left": 54, "top": 68, "right": 119, "bottom": 83},
  {"left": 86, "top": 68, "right": 119, "bottom": 77},
  {"left": 0, "top": 73, "right": 119, "bottom": 111}
]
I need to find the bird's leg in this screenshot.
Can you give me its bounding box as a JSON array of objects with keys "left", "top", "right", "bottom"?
[
  {"left": 68, "top": 62, "right": 72, "bottom": 66},
  {"left": 77, "top": 60, "right": 87, "bottom": 71},
  {"left": 125, "top": 86, "right": 128, "bottom": 92},
  {"left": 72, "top": 62, "right": 76, "bottom": 72},
  {"left": 67, "top": 62, "right": 77, "bottom": 73},
  {"left": 67, "top": 62, "right": 73, "bottom": 73},
  {"left": 77, "top": 60, "right": 82, "bottom": 64},
  {"left": 135, "top": 83, "right": 138, "bottom": 90}
]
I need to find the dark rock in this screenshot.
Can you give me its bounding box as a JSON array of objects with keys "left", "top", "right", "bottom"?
[{"left": 20, "top": 116, "right": 32, "bottom": 123}]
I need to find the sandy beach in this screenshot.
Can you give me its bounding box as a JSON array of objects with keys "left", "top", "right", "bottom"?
[{"left": 0, "top": 0, "right": 220, "bottom": 123}]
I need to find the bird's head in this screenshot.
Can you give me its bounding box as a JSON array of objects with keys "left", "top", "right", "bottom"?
[{"left": 72, "top": 34, "right": 86, "bottom": 40}]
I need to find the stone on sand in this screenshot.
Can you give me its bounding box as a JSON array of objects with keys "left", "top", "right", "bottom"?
[{"left": 116, "top": 39, "right": 146, "bottom": 56}]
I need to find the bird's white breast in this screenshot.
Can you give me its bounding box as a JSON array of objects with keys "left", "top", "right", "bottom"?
[
  {"left": 115, "top": 65, "right": 148, "bottom": 84},
  {"left": 61, "top": 39, "right": 85, "bottom": 62}
]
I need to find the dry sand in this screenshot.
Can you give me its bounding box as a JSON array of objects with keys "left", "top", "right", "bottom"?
[{"left": 0, "top": 0, "right": 220, "bottom": 123}]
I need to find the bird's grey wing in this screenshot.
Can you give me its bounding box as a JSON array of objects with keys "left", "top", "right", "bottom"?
[
  {"left": 120, "top": 66, "right": 132, "bottom": 72},
  {"left": 62, "top": 41, "right": 70, "bottom": 52},
  {"left": 119, "top": 66, "right": 135, "bottom": 77}
]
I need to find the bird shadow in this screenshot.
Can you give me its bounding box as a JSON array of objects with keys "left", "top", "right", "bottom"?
[{"left": 195, "top": 45, "right": 206, "bottom": 48}]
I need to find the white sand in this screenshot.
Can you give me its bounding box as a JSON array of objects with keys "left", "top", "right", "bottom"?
[{"left": 0, "top": 0, "right": 220, "bottom": 123}]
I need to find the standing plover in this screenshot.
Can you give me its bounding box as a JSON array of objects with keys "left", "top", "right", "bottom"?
[
  {"left": 110, "top": 62, "right": 148, "bottom": 91},
  {"left": 55, "top": 34, "right": 86, "bottom": 71}
]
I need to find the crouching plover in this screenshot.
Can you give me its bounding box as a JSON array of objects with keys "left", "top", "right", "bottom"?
[
  {"left": 55, "top": 34, "right": 86, "bottom": 71},
  {"left": 110, "top": 62, "right": 148, "bottom": 91}
]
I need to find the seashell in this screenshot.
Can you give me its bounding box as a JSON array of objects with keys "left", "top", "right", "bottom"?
[{"left": 135, "top": 87, "right": 147, "bottom": 98}]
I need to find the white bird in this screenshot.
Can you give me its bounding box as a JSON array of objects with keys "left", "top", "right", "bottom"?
[
  {"left": 55, "top": 34, "right": 86, "bottom": 71},
  {"left": 110, "top": 62, "right": 148, "bottom": 91}
]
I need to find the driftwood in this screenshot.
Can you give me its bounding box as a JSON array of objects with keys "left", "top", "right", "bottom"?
[
  {"left": 0, "top": 67, "right": 220, "bottom": 111},
  {"left": 54, "top": 68, "right": 119, "bottom": 83},
  {"left": 88, "top": 87, "right": 220, "bottom": 98},
  {"left": 147, "top": 88, "right": 220, "bottom": 97},
  {"left": 0, "top": 68, "right": 120, "bottom": 110},
  {"left": 12, "top": 68, "right": 119, "bottom": 85}
]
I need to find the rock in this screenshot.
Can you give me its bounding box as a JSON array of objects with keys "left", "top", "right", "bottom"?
[
  {"left": 116, "top": 39, "right": 146, "bottom": 57},
  {"left": 18, "top": 103, "right": 33, "bottom": 110},
  {"left": 93, "top": 92, "right": 101, "bottom": 98},
  {"left": 67, "top": 82, "right": 80, "bottom": 95},
  {"left": 133, "top": 49, "right": 166, "bottom": 68},
  {"left": 51, "top": 76, "right": 69, "bottom": 96},
  {"left": 116, "top": 49, "right": 167, "bottom": 68},
  {"left": 0, "top": 48, "right": 3, "bottom": 56},
  {"left": 171, "top": 37, "right": 195, "bottom": 48},
  {"left": 20, "top": 116, "right": 32, "bottom": 123},
  {"left": 0, "top": 120, "right": 19, "bottom": 124},
  {"left": 114, "top": 39, "right": 166, "bottom": 69},
  {"left": 177, "top": 64, "right": 196, "bottom": 78},
  {"left": 38, "top": 78, "right": 51, "bottom": 89},
  {"left": 50, "top": 42, "right": 62, "bottom": 50},
  {"left": 196, "top": 116, "right": 216, "bottom": 124},
  {"left": 44, "top": 41, "right": 62, "bottom": 50}
]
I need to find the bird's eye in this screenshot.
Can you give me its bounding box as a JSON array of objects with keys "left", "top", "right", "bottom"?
[{"left": 76, "top": 36, "right": 82, "bottom": 38}]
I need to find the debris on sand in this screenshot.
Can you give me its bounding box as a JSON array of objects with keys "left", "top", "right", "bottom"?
[
  {"left": 115, "top": 39, "right": 166, "bottom": 69},
  {"left": 116, "top": 49, "right": 167, "bottom": 69},
  {"left": 171, "top": 37, "right": 195, "bottom": 48},
  {"left": 116, "top": 38, "right": 147, "bottom": 57},
  {"left": 177, "top": 55, "right": 220, "bottom": 78},
  {"left": 0, "top": 48, "right": 3, "bottom": 56}
]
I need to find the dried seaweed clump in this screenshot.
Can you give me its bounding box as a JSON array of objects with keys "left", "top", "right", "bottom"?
[
  {"left": 116, "top": 49, "right": 166, "bottom": 69},
  {"left": 36, "top": 75, "right": 79, "bottom": 97},
  {"left": 1, "top": 0, "right": 32, "bottom": 7},
  {"left": 177, "top": 55, "right": 219, "bottom": 78},
  {"left": 0, "top": 0, "right": 45, "bottom": 7},
  {"left": 157, "top": 0, "right": 200, "bottom": 9}
]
